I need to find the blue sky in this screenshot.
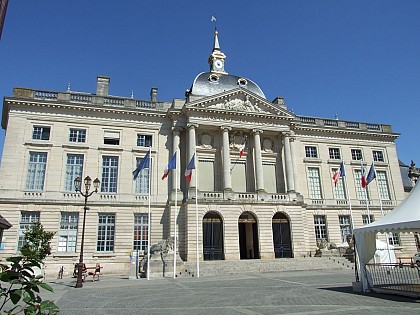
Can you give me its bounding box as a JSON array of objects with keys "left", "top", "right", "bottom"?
[{"left": 1, "top": 1, "right": 420, "bottom": 165}]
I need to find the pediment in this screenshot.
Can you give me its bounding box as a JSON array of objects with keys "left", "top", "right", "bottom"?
[{"left": 183, "top": 88, "right": 294, "bottom": 120}]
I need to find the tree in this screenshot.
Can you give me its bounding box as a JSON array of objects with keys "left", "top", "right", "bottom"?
[{"left": 0, "top": 223, "right": 59, "bottom": 314}]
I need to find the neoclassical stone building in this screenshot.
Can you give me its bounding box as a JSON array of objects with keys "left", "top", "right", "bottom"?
[{"left": 0, "top": 30, "right": 415, "bottom": 276}]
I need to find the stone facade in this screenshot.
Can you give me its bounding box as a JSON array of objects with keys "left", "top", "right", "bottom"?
[{"left": 0, "top": 31, "right": 416, "bottom": 276}]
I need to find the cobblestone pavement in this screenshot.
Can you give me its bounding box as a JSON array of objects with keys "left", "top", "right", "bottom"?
[{"left": 43, "top": 269, "right": 419, "bottom": 315}]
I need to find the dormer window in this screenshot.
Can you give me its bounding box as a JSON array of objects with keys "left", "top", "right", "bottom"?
[
  {"left": 237, "top": 78, "right": 248, "bottom": 87},
  {"left": 209, "top": 74, "right": 219, "bottom": 83}
]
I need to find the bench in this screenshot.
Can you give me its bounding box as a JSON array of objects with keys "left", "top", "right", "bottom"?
[{"left": 73, "top": 264, "right": 103, "bottom": 281}]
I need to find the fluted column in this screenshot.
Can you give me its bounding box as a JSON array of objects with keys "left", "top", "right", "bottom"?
[
  {"left": 283, "top": 132, "right": 295, "bottom": 192},
  {"left": 172, "top": 127, "right": 181, "bottom": 192},
  {"left": 187, "top": 124, "right": 198, "bottom": 189},
  {"left": 221, "top": 126, "right": 232, "bottom": 191},
  {"left": 252, "top": 129, "right": 264, "bottom": 192}
]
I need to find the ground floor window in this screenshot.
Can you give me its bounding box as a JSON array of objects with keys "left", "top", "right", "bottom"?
[
  {"left": 18, "top": 211, "right": 40, "bottom": 249},
  {"left": 58, "top": 212, "right": 78, "bottom": 252},
  {"left": 338, "top": 215, "right": 352, "bottom": 243},
  {"left": 133, "top": 214, "right": 148, "bottom": 253},
  {"left": 388, "top": 232, "right": 400, "bottom": 246},
  {"left": 314, "top": 215, "right": 327, "bottom": 241},
  {"left": 97, "top": 214, "right": 115, "bottom": 252}
]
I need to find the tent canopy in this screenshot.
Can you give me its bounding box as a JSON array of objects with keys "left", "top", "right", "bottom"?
[{"left": 353, "top": 181, "right": 420, "bottom": 292}]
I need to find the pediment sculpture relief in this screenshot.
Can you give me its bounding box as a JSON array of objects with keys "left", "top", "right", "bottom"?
[{"left": 208, "top": 96, "right": 263, "bottom": 113}]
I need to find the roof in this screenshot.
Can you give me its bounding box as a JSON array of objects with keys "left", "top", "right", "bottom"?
[{"left": 188, "top": 72, "right": 266, "bottom": 99}]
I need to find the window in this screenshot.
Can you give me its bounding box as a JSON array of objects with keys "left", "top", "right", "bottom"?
[
  {"left": 135, "top": 157, "right": 151, "bottom": 194},
  {"left": 26, "top": 152, "right": 47, "bottom": 191},
  {"left": 308, "top": 167, "right": 322, "bottom": 199},
  {"left": 377, "top": 171, "right": 391, "bottom": 200},
  {"left": 32, "top": 126, "right": 50, "bottom": 140},
  {"left": 305, "top": 146, "right": 318, "bottom": 158},
  {"left": 263, "top": 163, "right": 277, "bottom": 193},
  {"left": 64, "top": 154, "right": 84, "bottom": 191},
  {"left": 354, "top": 170, "right": 368, "bottom": 200},
  {"left": 198, "top": 159, "right": 214, "bottom": 191},
  {"left": 58, "top": 212, "right": 78, "bottom": 252},
  {"left": 136, "top": 134, "right": 152, "bottom": 147},
  {"left": 18, "top": 211, "right": 40, "bottom": 249},
  {"left": 69, "top": 128, "right": 86, "bottom": 143},
  {"left": 362, "top": 214, "right": 374, "bottom": 225},
  {"left": 332, "top": 168, "right": 346, "bottom": 200},
  {"left": 388, "top": 232, "right": 400, "bottom": 246},
  {"left": 339, "top": 215, "right": 352, "bottom": 243},
  {"left": 373, "top": 150, "right": 384, "bottom": 162},
  {"left": 351, "top": 149, "right": 363, "bottom": 161},
  {"left": 97, "top": 214, "right": 115, "bottom": 252},
  {"left": 314, "top": 215, "right": 328, "bottom": 241},
  {"left": 101, "top": 156, "right": 119, "bottom": 193},
  {"left": 104, "top": 131, "right": 120, "bottom": 145},
  {"left": 329, "top": 148, "right": 341, "bottom": 160},
  {"left": 133, "top": 214, "right": 148, "bottom": 253}
]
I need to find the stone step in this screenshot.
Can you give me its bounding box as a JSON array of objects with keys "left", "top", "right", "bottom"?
[{"left": 178, "top": 257, "right": 354, "bottom": 278}]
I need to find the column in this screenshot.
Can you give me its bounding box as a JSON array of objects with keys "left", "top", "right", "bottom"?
[
  {"left": 172, "top": 127, "right": 181, "bottom": 192},
  {"left": 221, "top": 126, "right": 232, "bottom": 191},
  {"left": 252, "top": 129, "right": 264, "bottom": 192},
  {"left": 289, "top": 131, "right": 298, "bottom": 192},
  {"left": 187, "top": 124, "right": 198, "bottom": 189},
  {"left": 283, "top": 132, "right": 295, "bottom": 192}
]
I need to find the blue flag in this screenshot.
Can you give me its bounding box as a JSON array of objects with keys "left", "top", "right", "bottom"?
[
  {"left": 366, "top": 163, "right": 376, "bottom": 186},
  {"left": 133, "top": 151, "right": 150, "bottom": 180}
]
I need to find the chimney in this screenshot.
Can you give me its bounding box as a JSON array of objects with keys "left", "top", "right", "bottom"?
[
  {"left": 150, "top": 87, "right": 158, "bottom": 102},
  {"left": 96, "top": 76, "right": 110, "bottom": 96}
]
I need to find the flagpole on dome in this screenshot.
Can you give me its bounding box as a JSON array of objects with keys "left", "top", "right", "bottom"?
[{"left": 147, "top": 146, "right": 151, "bottom": 280}]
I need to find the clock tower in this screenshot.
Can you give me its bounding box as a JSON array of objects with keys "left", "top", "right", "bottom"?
[{"left": 208, "top": 29, "right": 228, "bottom": 75}]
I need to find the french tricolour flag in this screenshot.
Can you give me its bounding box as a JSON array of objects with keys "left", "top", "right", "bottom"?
[
  {"left": 332, "top": 161, "right": 345, "bottom": 186},
  {"left": 162, "top": 153, "right": 177, "bottom": 180},
  {"left": 239, "top": 143, "right": 245, "bottom": 158},
  {"left": 361, "top": 162, "right": 367, "bottom": 189},
  {"left": 185, "top": 153, "right": 196, "bottom": 185}
]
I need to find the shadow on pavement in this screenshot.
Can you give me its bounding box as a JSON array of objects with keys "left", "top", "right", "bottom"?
[{"left": 320, "top": 286, "right": 420, "bottom": 303}]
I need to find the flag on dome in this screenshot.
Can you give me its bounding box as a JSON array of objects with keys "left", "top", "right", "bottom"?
[
  {"left": 185, "top": 153, "right": 196, "bottom": 184},
  {"left": 332, "top": 161, "right": 345, "bottom": 186},
  {"left": 211, "top": 15, "right": 216, "bottom": 22},
  {"left": 162, "top": 153, "right": 177, "bottom": 180}
]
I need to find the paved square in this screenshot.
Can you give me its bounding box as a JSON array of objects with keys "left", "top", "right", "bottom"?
[{"left": 44, "top": 269, "right": 419, "bottom": 315}]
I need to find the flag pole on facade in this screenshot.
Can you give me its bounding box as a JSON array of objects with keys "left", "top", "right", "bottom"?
[
  {"left": 146, "top": 147, "right": 152, "bottom": 280},
  {"left": 161, "top": 151, "right": 177, "bottom": 278},
  {"left": 334, "top": 161, "right": 354, "bottom": 231},
  {"left": 185, "top": 152, "right": 199, "bottom": 277},
  {"left": 368, "top": 162, "right": 392, "bottom": 261},
  {"left": 132, "top": 148, "right": 152, "bottom": 280},
  {"left": 361, "top": 161, "right": 371, "bottom": 224}
]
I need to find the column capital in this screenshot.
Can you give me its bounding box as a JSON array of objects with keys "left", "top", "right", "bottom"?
[
  {"left": 252, "top": 129, "right": 263, "bottom": 135},
  {"left": 187, "top": 123, "right": 199, "bottom": 130},
  {"left": 172, "top": 126, "right": 183, "bottom": 135},
  {"left": 220, "top": 126, "right": 232, "bottom": 132},
  {"left": 282, "top": 130, "right": 295, "bottom": 141}
]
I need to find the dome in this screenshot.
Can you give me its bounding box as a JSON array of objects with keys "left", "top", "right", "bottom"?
[{"left": 189, "top": 72, "right": 266, "bottom": 99}]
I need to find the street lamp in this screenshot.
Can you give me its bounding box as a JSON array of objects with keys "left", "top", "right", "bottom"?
[{"left": 74, "top": 175, "right": 100, "bottom": 288}]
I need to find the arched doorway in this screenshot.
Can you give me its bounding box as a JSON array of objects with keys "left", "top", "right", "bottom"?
[
  {"left": 238, "top": 212, "right": 260, "bottom": 259},
  {"left": 272, "top": 212, "right": 293, "bottom": 258},
  {"left": 202, "top": 212, "right": 224, "bottom": 260}
]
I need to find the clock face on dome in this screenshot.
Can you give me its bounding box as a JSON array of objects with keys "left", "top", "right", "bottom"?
[{"left": 214, "top": 59, "right": 223, "bottom": 69}]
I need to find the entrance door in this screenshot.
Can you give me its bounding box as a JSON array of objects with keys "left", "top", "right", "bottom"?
[
  {"left": 272, "top": 212, "right": 292, "bottom": 258},
  {"left": 238, "top": 212, "right": 260, "bottom": 259},
  {"left": 202, "top": 212, "right": 224, "bottom": 260}
]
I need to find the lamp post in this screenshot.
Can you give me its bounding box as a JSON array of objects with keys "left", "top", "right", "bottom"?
[{"left": 74, "top": 175, "right": 100, "bottom": 288}]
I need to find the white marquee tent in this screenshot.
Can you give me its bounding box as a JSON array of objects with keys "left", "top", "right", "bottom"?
[{"left": 353, "top": 182, "right": 420, "bottom": 292}]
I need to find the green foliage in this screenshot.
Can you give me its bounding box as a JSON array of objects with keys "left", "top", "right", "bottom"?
[
  {"left": 20, "top": 223, "right": 55, "bottom": 261},
  {"left": 0, "top": 224, "right": 59, "bottom": 314}
]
